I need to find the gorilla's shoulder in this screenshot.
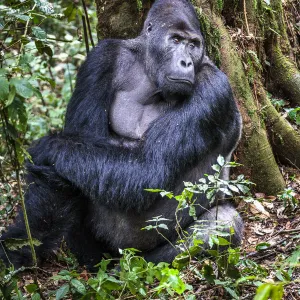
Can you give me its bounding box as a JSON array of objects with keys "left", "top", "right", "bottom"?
[{"left": 85, "top": 38, "right": 143, "bottom": 71}]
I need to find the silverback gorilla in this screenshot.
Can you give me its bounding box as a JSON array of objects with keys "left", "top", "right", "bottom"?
[{"left": 0, "top": 0, "right": 243, "bottom": 268}]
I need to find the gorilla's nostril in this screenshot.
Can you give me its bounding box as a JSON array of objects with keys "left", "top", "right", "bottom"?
[
  {"left": 181, "top": 60, "right": 187, "bottom": 67},
  {"left": 181, "top": 60, "right": 192, "bottom": 68}
]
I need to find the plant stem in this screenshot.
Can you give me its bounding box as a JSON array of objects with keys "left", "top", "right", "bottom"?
[
  {"left": 81, "top": 15, "right": 90, "bottom": 54},
  {"left": 1, "top": 110, "right": 37, "bottom": 268},
  {"left": 81, "top": 0, "right": 95, "bottom": 47}
]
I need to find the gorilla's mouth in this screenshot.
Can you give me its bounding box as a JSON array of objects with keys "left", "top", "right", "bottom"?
[{"left": 167, "top": 76, "right": 193, "bottom": 86}]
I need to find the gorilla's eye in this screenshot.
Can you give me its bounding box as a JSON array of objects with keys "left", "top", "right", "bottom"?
[
  {"left": 172, "top": 36, "right": 180, "bottom": 44},
  {"left": 189, "top": 42, "right": 195, "bottom": 49}
]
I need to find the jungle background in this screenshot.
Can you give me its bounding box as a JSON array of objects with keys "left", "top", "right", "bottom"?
[{"left": 0, "top": 0, "right": 299, "bottom": 299}]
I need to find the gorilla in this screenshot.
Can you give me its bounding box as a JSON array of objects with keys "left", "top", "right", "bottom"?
[{"left": 0, "top": 0, "right": 243, "bottom": 268}]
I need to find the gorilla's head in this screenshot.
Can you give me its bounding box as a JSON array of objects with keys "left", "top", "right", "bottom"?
[{"left": 143, "top": 0, "right": 205, "bottom": 97}]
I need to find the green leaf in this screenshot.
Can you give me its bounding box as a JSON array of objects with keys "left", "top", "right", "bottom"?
[
  {"left": 228, "top": 185, "right": 239, "bottom": 193},
  {"left": 11, "top": 78, "right": 35, "bottom": 98},
  {"left": 189, "top": 205, "right": 196, "bottom": 219},
  {"left": 21, "top": 36, "right": 30, "bottom": 45},
  {"left": 25, "top": 284, "right": 38, "bottom": 293},
  {"left": 0, "top": 77, "right": 9, "bottom": 101},
  {"left": 207, "top": 175, "right": 216, "bottom": 183},
  {"left": 52, "top": 275, "right": 72, "bottom": 281},
  {"left": 38, "top": 75, "right": 56, "bottom": 88},
  {"left": 160, "top": 191, "right": 174, "bottom": 198},
  {"left": 8, "top": 97, "right": 28, "bottom": 132},
  {"left": 203, "top": 264, "right": 215, "bottom": 283},
  {"left": 64, "top": 4, "right": 77, "bottom": 22},
  {"left": 56, "top": 284, "right": 69, "bottom": 300},
  {"left": 256, "top": 242, "right": 270, "bottom": 251},
  {"left": 254, "top": 283, "right": 273, "bottom": 300},
  {"left": 43, "top": 45, "right": 53, "bottom": 57},
  {"left": 224, "top": 286, "right": 239, "bottom": 299},
  {"left": 6, "top": 86, "right": 16, "bottom": 107},
  {"left": 217, "top": 155, "right": 225, "bottom": 166},
  {"left": 16, "top": 14, "right": 31, "bottom": 22},
  {"left": 0, "top": 69, "right": 7, "bottom": 77},
  {"left": 32, "top": 26, "right": 47, "bottom": 40},
  {"left": 212, "top": 164, "right": 221, "bottom": 172},
  {"left": 102, "top": 278, "right": 123, "bottom": 291},
  {"left": 138, "top": 288, "right": 147, "bottom": 296},
  {"left": 158, "top": 224, "right": 169, "bottom": 230},
  {"left": 212, "top": 236, "right": 231, "bottom": 246},
  {"left": 270, "top": 284, "right": 284, "bottom": 300},
  {"left": 70, "top": 279, "right": 86, "bottom": 295},
  {"left": 58, "top": 270, "right": 72, "bottom": 276},
  {"left": 237, "top": 184, "right": 250, "bottom": 194},
  {"left": 32, "top": 293, "right": 41, "bottom": 300},
  {"left": 35, "top": 0, "right": 54, "bottom": 15}
]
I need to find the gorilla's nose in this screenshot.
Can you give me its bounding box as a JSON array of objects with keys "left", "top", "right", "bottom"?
[{"left": 179, "top": 57, "right": 193, "bottom": 73}]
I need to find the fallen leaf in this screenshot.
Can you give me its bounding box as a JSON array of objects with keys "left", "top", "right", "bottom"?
[
  {"left": 262, "top": 201, "right": 274, "bottom": 210},
  {"left": 255, "top": 193, "right": 265, "bottom": 199},
  {"left": 250, "top": 200, "right": 270, "bottom": 217}
]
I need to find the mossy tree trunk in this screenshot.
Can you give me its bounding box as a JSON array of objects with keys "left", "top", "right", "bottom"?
[{"left": 94, "top": 0, "right": 300, "bottom": 195}]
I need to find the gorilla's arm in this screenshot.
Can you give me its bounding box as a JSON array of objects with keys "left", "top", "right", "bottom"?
[{"left": 30, "top": 58, "right": 241, "bottom": 212}]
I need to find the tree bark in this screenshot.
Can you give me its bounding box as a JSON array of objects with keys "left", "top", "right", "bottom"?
[{"left": 94, "top": 0, "right": 300, "bottom": 195}]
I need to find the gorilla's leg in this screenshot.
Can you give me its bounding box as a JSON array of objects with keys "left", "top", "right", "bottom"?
[
  {"left": 144, "top": 204, "right": 243, "bottom": 264},
  {"left": 0, "top": 168, "right": 83, "bottom": 268}
]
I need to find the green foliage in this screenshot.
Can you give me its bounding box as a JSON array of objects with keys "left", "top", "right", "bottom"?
[
  {"left": 285, "top": 107, "right": 300, "bottom": 126},
  {"left": 269, "top": 93, "right": 300, "bottom": 128},
  {"left": 0, "top": 183, "right": 20, "bottom": 219},
  {"left": 49, "top": 249, "right": 192, "bottom": 299},
  {"left": 254, "top": 283, "right": 284, "bottom": 300},
  {"left": 277, "top": 187, "right": 298, "bottom": 211},
  {"left": 246, "top": 50, "right": 263, "bottom": 84},
  {"left": 276, "top": 247, "right": 300, "bottom": 281},
  {"left": 0, "top": 0, "right": 97, "bottom": 172},
  {"left": 136, "top": 0, "right": 143, "bottom": 11}
]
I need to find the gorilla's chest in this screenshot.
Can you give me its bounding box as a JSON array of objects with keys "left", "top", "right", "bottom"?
[
  {"left": 109, "top": 71, "right": 170, "bottom": 139},
  {"left": 109, "top": 90, "right": 163, "bottom": 139}
]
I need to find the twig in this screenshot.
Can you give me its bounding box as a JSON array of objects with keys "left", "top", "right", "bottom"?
[
  {"left": 81, "top": 0, "right": 95, "bottom": 47},
  {"left": 18, "top": 3, "right": 36, "bottom": 63},
  {"left": 81, "top": 15, "right": 90, "bottom": 54},
  {"left": 246, "top": 237, "right": 287, "bottom": 259},
  {"left": 268, "top": 228, "right": 300, "bottom": 241},
  {"left": 243, "top": 0, "right": 250, "bottom": 36}
]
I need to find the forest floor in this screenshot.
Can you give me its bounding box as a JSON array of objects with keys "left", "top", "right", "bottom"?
[
  {"left": 239, "top": 166, "right": 300, "bottom": 299},
  {"left": 0, "top": 165, "right": 300, "bottom": 299}
]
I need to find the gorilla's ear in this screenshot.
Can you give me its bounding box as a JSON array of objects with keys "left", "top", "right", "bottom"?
[{"left": 146, "top": 22, "right": 153, "bottom": 34}]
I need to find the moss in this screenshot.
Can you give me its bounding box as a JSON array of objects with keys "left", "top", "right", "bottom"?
[
  {"left": 213, "top": 16, "right": 286, "bottom": 194},
  {"left": 215, "top": 0, "right": 224, "bottom": 13},
  {"left": 270, "top": 0, "right": 288, "bottom": 39},
  {"left": 195, "top": 9, "right": 221, "bottom": 67},
  {"left": 136, "top": 0, "right": 142, "bottom": 11},
  {"left": 271, "top": 46, "right": 300, "bottom": 105},
  {"left": 259, "top": 85, "right": 300, "bottom": 168}
]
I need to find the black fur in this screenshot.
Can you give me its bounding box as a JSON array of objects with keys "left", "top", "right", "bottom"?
[{"left": 0, "top": 0, "right": 243, "bottom": 268}]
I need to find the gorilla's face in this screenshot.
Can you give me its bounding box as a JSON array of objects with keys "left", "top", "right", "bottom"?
[{"left": 146, "top": 20, "right": 204, "bottom": 97}]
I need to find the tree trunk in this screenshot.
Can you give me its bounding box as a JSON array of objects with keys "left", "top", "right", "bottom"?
[{"left": 94, "top": 0, "right": 300, "bottom": 195}]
